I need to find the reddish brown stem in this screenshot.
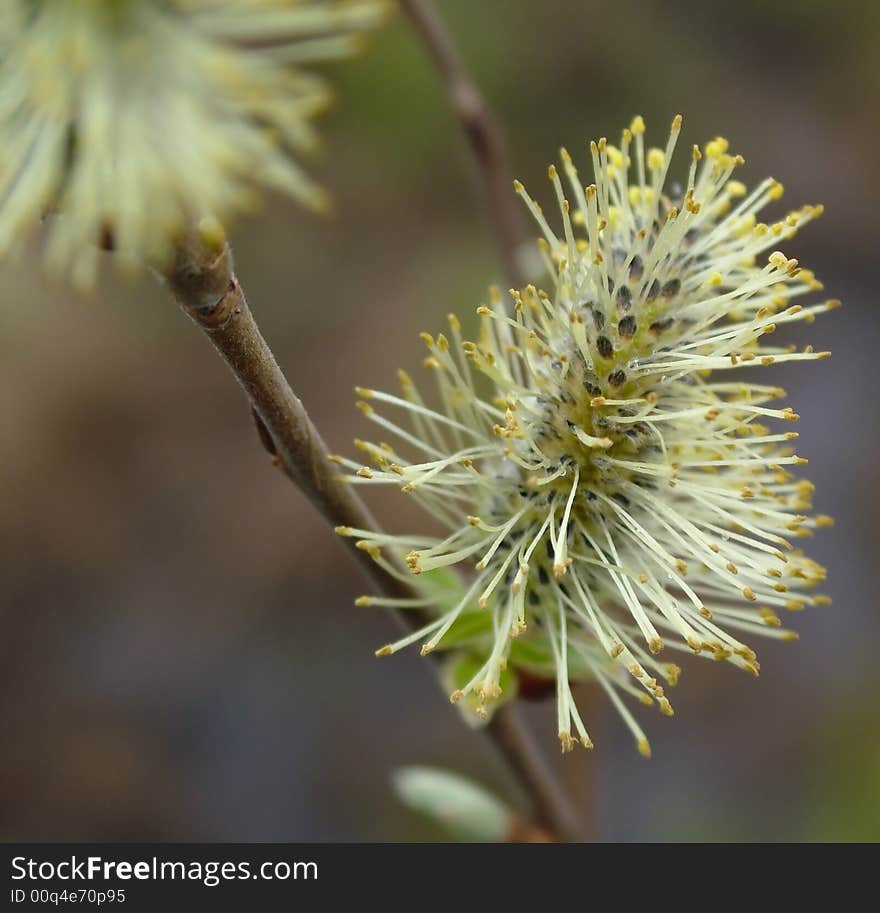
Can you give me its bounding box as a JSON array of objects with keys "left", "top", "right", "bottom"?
[
  {"left": 163, "top": 231, "right": 579, "bottom": 841},
  {"left": 401, "top": 0, "right": 530, "bottom": 286}
]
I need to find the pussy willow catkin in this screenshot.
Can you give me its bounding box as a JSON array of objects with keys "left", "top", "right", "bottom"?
[
  {"left": 0, "top": 0, "right": 388, "bottom": 286},
  {"left": 337, "top": 115, "right": 834, "bottom": 755}
]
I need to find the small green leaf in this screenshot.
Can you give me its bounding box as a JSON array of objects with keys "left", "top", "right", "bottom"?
[
  {"left": 393, "top": 766, "right": 511, "bottom": 842},
  {"left": 509, "top": 636, "right": 591, "bottom": 677},
  {"left": 414, "top": 566, "right": 466, "bottom": 611},
  {"left": 433, "top": 609, "right": 493, "bottom": 648},
  {"left": 413, "top": 570, "right": 495, "bottom": 649},
  {"left": 508, "top": 637, "right": 555, "bottom": 671}
]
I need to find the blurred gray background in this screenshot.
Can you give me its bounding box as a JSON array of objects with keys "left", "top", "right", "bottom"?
[{"left": 1, "top": 0, "right": 877, "bottom": 841}]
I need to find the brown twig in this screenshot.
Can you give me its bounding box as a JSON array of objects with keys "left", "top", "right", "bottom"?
[
  {"left": 162, "top": 228, "right": 578, "bottom": 840},
  {"left": 164, "top": 229, "right": 412, "bottom": 601},
  {"left": 489, "top": 707, "right": 581, "bottom": 842},
  {"left": 401, "top": 0, "right": 530, "bottom": 287}
]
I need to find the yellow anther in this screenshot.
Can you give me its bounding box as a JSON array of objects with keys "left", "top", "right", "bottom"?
[
  {"left": 769, "top": 250, "right": 789, "bottom": 269},
  {"left": 759, "top": 608, "right": 782, "bottom": 627},
  {"left": 647, "top": 147, "right": 665, "bottom": 171},
  {"left": 705, "top": 137, "right": 729, "bottom": 159}
]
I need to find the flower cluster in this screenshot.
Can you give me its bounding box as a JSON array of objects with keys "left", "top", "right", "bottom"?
[
  {"left": 0, "top": 0, "right": 388, "bottom": 286},
  {"left": 337, "top": 115, "right": 835, "bottom": 755}
]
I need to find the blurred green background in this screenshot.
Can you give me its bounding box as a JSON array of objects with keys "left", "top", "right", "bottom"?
[{"left": 1, "top": 0, "right": 878, "bottom": 841}]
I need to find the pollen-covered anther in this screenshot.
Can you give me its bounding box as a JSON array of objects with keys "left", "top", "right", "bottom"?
[
  {"left": 552, "top": 559, "right": 572, "bottom": 578},
  {"left": 355, "top": 541, "right": 381, "bottom": 560},
  {"left": 759, "top": 608, "right": 782, "bottom": 627}
]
